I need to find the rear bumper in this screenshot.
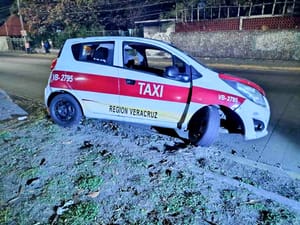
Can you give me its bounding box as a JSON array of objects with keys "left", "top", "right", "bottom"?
[{"left": 44, "top": 86, "right": 51, "bottom": 107}]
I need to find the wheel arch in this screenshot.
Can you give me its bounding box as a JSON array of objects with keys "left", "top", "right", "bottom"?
[
  {"left": 187, "top": 105, "right": 219, "bottom": 130},
  {"left": 219, "top": 105, "right": 245, "bottom": 135}
]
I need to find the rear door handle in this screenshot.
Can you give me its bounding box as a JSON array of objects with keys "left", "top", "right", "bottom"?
[{"left": 126, "top": 79, "right": 136, "bottom": 85}]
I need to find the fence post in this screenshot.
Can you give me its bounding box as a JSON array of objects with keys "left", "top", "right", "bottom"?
[
  {"left": 272, "top": 0, "right": 276, "bottom": 15},
  {"left": 292, "top": 0, "right": 296, "bottom": 14},
  {"left": 249, "top": 2, "right": 253, "bottom": 16},
  {"left": 227, "top": 6, "right": 230, "bottom": 18},
  {"left": 237, "top": 4, "right": 240, "bottom": 17},
  {"left": 239, "top": 17, "right": 243, "bottom": 31},
  {"left": 282, "top": 0, "right": 287, "bottom": 15}
]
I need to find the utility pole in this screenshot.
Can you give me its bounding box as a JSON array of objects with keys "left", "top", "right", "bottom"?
[{"left": 17, "top": 0, "right": 27, "bottom": 50}]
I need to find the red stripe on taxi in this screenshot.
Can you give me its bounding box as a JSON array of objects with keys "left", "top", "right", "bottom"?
[
  {"left": 192, "top": 86, "right": 245, "bottom": 108},
  {"left": 119, "top": 78, "right": 189, "bottom": 103},
  {"left": 50, "top": 70, "right": 118, "bottom": 95},
  {"left": 50, "top": 70, "right": 245, "bottom": 108}
]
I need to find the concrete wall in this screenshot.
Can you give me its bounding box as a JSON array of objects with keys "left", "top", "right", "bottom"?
[
  {"left": 171, "top": 30, "right": 300, "bottom": 60},
  {"left": 143, "top": 23, "right": 175, "bottom": 43}
]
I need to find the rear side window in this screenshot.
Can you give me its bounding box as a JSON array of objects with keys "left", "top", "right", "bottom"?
[{"left": 71, "top": 42, "right": 114, "bottom": 66}]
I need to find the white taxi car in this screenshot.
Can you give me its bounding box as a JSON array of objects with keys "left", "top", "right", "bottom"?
[{"left": 45, "top": 36, "right": 270, "bottom": 146}]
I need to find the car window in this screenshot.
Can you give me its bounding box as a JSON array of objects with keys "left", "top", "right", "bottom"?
[
  {"left": 72, "top": 42, "right": 114, "bottom": 66},
  {"left": 123, "top": 42, "right": 190, "bottom": 81},
  {"left": 145, "top": 49, "right": 172, "bottom": 72},
  {"left": 123, "top": 45, "right": 145, "bottom": 69}
]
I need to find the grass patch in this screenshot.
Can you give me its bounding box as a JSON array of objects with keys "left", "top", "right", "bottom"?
[
  {"left": 19, "top": 166, "right": 39, "bottom": 179},
  {"left": 0, "top": 131, "right": 10, "bottom": 139},
  {"left": 0, "top": 207, "right": 11, "bottom": 224},
  {"left": 258, "top": 207, "right": 298, "bottom": 225},
  {"left": 57, "top": 201, "right": 99, "bottom": 225},
  {"left": 249, "top": 201, "right": 299, "bottom": 225},
  {"left": 37, "top": 174, "right": 76, "bottom": 208},
  {"left": 75, "top": 174, "right": 104, "bottom": 192}
]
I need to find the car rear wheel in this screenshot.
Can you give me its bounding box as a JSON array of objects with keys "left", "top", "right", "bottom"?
[
  {"left": 49, "top": 94, "right": 82, "bottom": 127},
  {"left": 189, "top": 106, "right": 220, "bottom": 147}
]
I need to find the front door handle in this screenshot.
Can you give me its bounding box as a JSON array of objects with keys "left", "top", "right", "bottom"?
[{"left": 126, "top": 79, "right": 136, "bottom": 85}]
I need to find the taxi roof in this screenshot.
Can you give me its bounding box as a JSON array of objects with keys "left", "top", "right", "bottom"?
[{"left": 65, "top": 36, "right": 170, "bottom": 46}]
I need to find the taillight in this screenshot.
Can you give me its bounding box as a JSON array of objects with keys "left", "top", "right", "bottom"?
[{"left": 50, "top": 58, "right": 57, "bottom": 70}]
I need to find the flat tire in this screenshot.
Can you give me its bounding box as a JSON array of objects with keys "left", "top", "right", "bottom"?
[{"left": 189, "top": 106, "right": 220, "bottom": 147}]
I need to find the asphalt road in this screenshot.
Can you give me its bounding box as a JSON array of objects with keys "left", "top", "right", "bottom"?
[
  {"left": 0, "top": 55, "right": 51, "bottom": 100},
  {"left": 0, "top": 54, "right": 299, "bottom": 174}
]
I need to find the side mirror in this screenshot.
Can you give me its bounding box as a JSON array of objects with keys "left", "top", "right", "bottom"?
[
  {"left": 164, "top": 66, "right": 190, "bottom": 82},
  {"left": 165, "top": 66, "right": 179, "bottom": 78}
]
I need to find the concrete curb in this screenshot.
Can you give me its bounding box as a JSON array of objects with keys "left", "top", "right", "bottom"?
[{"left": 0, "top": 89, "right": 28, "bottom": 121}]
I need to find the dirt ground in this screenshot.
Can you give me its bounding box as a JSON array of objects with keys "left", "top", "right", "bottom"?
[{"left": 0, "top": 98, "right": 300, "bottom": 225}]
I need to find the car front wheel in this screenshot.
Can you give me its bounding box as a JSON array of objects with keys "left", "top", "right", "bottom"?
[
  {"left": 49, "top": 94, "right": 82, "bottom": 127},
  {"left": 189, "top": 106, "right": 220, "bottom": 147}
]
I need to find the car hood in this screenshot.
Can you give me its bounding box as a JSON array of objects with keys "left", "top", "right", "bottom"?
[{"left": 219, "top": 73, "right": 266, "bottom": 96}]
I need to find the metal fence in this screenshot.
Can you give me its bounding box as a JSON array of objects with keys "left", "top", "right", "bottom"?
[
  {"left": 6, "top": 37, "right": 24, "bottom": 51},
  {"left": 176, "top": 0, "right": 300, "bottom": 22}
]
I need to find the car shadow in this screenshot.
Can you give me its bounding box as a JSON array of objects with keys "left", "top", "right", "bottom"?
[{"left": 152, "top": 126, "right": 190, "bottom": 152}]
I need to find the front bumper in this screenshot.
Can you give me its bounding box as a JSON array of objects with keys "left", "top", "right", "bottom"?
[{"left": 235, "top": 96, "right": 270, "bottom": 140}]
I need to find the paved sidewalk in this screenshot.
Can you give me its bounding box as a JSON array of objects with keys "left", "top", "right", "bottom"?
[{"left": 0, "top": 89, "right": 27, "bottom": 121}]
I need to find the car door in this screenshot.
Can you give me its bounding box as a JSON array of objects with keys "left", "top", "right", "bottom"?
[
  {"left": 117, "top": 42, "right": 191, "bottom": 127},
  {"left": 68, "top": 41, "right": 120, "bottom": 118}
]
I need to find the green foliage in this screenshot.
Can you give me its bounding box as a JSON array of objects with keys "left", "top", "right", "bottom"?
[
  {"left": 19, "top": 166, "right": 39, "bottom": 179},
  {"left": 42, "top": 175, "right": 75, "bottom": 204},
  {"left": 18, "top": 0, "right": 174, "bottom": 44},
  {"left": 258, "top": 208, "right": 298, "bottom": 225},
  {"left": 147, "top": 174, "right": 207, "bottom": 224},
  {"left": 75, "top": 174, "right": 104, "bottom": 192},
  {"left": 0, "top": 207, "right": 11, "bottom": 224},
  {"left": 57, "top": 201, "right": 99, "bottom": 225},
  {"left": 249, "top": 202, "right": 298, "bottom": 225},
  {"left": 0, "top": 131, "right": 11, "bottom": 142},
  {"left": 221, "top": 189, "right": 237, "bottom": 202}
]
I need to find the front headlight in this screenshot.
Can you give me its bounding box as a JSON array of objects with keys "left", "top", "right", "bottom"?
[
  {"left": 236, "top": 82, "right": 266, "bottom": 107},
  {"left": 225, "top": 80, "right": 266, "bottom": 107}
]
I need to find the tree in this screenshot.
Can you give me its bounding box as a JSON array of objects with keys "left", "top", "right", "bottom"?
[{"left": 19, "top": 0, "right": 175, "bottom": 34}]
